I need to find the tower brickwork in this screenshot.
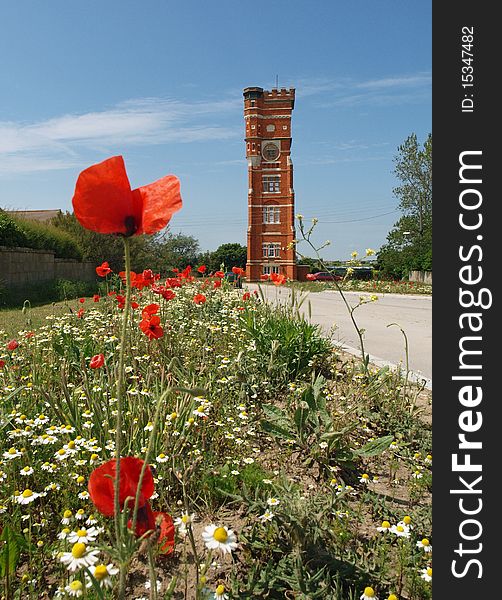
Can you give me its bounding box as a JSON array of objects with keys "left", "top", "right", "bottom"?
[{"left": 244, "top": 86, "right": 297, "bottom": 281}]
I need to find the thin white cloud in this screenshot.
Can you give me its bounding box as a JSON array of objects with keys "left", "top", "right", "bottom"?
[
  {"left": 295, "top": 71, "right": 431, "bottom": 107},
  {"left": 0, "top": 96, "right": 241, "bottom": 175}
]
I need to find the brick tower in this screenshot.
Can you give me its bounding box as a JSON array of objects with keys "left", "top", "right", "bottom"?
[{"left": 244, "top": 86, "right": 297, "bottom": 281}]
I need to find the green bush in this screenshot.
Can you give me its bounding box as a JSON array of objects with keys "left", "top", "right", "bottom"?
[
  {"left": 0, "top": 212, "right": 28, "bottom": 247},
  {"left": 0, "top": 211, "right": 82, "bottom": 259}
]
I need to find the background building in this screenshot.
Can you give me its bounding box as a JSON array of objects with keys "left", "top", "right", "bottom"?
[{"left": 244, "top": 87, "right": 307, "bottom": 281}]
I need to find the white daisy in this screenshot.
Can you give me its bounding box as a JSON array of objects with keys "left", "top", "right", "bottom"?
[
  {"left": 68, "top": 527, "right": 99, "bottom": 544},
  {"left": 60, "top": 543, "right": 100, "bottom": 572},
  {"left": 15, "top": 489, "right": 40, "bottom": 505},
  {"left": 258, "top": 510, "right": 274, "bottom": 523},
  {"left": 213, "top": 584, "right": 228, "bottom": 599},
  {"left": 390, "top": 523, "right": 410, "bottom": 538},
  {"left": 65, "top": 580, "right": 84, "bottom": 597},
  {"left": 420, "top": 566, "right": 432, "bottom": 582},
  {"left": 376, "top": 521, "right": 391, "bottom": 533},
  {"left": 416, "top": 538, "right": 432, "bottom": 552},
  {"left": 156, "top": 453, "right": 169, "bottom": 463},
  {"left": 360, "top": 586, "right": 378, "bottom": 600},
  {"left": 20, "top": 466, "right": 34, "bottom": 476},
  {"left": 174, "top": 512, "right": 195, "bottom": 537},
  {"left": 202, "top": 525, "right": 238, "bottom": 555},
  {"left": 266, "top": 497, "right": 280, "bottom": 507},
  {"left": 86, "top": 563, "right": 119, "bottom": 589}
]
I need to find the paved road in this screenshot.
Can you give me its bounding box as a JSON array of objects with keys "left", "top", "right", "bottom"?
[{"left": 246, "top": 284, "right": 432, "bottom": 387}]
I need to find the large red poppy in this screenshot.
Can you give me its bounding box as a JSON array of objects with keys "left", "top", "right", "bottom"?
[
  {"left": 72, "top": 156, "right": 182, "bottom": 236},
  {"left": 88, "top": 457, "right": 154, "bottom": 517},
  {"left": 139, "top": 315, "right": 164, "bottom": 340}
]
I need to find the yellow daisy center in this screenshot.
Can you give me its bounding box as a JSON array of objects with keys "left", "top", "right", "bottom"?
[
  {"left": 76, "top": 476, "right": 85, "bottom": 484},
  {"left": 67, "top": 441, "right": 76, "bottom": 449},
  {"left": 381, "top": 521, "right": 390, "bottom": 529},
  {"left": 77, "top": 510, "right": 85, "bottom": 516},
  {"left": 71, "top": 542, "right": 86, "bottom": 558},
  {"left": 421, "top": 538, "right": 430, "bottom": 546},
  {"left": 64, "top": 510, "right": 72, "bottom": 518},
  {"left": 22, "top": 489, "right": 33, "bottom": 498},
  {"left": 76, "top": 529, "right": 87, "bottom": 537},
  {"left": 94, "top": 564, "right": 109, "bottom": 580},
  {"left": 216, "top": 584, "right": 225, "bottom": 595},
  {"left": 22, "top": 467, "right": 30, "bottom": 472},
  {"left": 170, "top": 412, "right": 177, "bottom": 419},
  {"left": 69, "top": 581, "right": 83, "bottom": 591},
  {"left": 8, "top": 448, "right": 17, "bottom": 454},
  {"left": 58, "top": 449, "right": 66, "bottom": 455},
  {"left": 181, "top": 515, "right": 190, "bottom": 523},
  {"left": 362, "top": 473, "right": 369, "bottom": 479},
  {"left": 388, "top": 595, "right": 398, "bottom": 600},
  {"left": 396, "top": 525, "right": 404, "bottom": 532},
  {"left": 159, "top": 453, "right": 166, "bottom": 459},
  {"left": 364, "top": 587, "right": 375, "bottom": 597},
  {"left": 39, "top": 414, "right": 45, "bottom": 419},
  {"left": 427, "top": 567, "right": 432, "bottom": 577},
  {"left": 403, "top": 515, "right": 411, "bottom": 525},
  {"left": 90, "top": 453, "right": 98, "bottom": 461},
  {"left": 62, "top": 528, "right": 70, "bottom": 534},
  {"left": 213, "top": 527, "right": 228, "bottom": 543}
]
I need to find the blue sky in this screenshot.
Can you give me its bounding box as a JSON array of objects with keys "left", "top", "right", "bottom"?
[{"left": 0, "top": 1, "right": 431, "bottom": 259}]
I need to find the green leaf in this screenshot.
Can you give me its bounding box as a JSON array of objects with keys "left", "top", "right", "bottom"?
[
  {"left": 261, "top": 420, "right": 294, "bottom": 440},
  {"left": 354, "top": 435, "right": 395, "bottom": 457},
  {"left": 0, "top": 525, "right": 25, "bottom": 578}
]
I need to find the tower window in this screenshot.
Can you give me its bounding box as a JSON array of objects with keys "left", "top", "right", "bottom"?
[
  {"left": 263, "top": 265, "right": 280, "bottom": 275},
  {"left": 262, "top": 175, "right": 280, "bottom": 193},
  {"left": 262, "top": 243, "right": 281, "bottom": 258},
  {"left": 263, "top": 205, "right": 281, "bottom": 224}
]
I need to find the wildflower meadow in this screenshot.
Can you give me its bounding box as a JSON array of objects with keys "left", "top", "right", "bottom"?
[{"left": 0, "top": 157, "right": 432, "bottom": 600}]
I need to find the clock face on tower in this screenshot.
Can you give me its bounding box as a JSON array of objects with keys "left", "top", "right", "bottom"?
[{"left": 262, "top": 143, "right": 280, "bottom": 161}]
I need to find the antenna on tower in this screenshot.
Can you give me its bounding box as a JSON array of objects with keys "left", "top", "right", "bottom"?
[{"left": 275, "top": 74, "right": 279, "bottom": 89}]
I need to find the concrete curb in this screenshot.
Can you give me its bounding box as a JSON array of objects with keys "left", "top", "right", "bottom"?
[{"left": 339, "top": 342, "right": 432, "bottom": 390}]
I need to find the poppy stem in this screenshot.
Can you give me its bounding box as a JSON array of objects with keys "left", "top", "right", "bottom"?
[
  {"left": 131, "top": 386, "right": 170, "bottom": 535},
  {"left": 115, "top": 236, "right": 132, "bottom": 597}
]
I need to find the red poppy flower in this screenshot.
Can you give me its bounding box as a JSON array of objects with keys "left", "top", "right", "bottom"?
[
  {"left": 197, "top": 265, "right": 207, "bottom": 274},
  {"left": 152, "top": 285, "right": 176, "bottom": 300},
  {"left": 180, "top": 265, "right": 193, "bottom": 281},
  {"left": 270, "top": 272, "right": 286, "bottom": 286},
  {"left": 214, "top": 271, "right": 225, "bottom": 279},
  {"left": 139, "top": 315, "right": 164, "bottom": 340},
  {"left": 232, "top": 267, "right": 244, "bottom": 277},
  {"left": 116, "top": 294, "right": 126, "bottom": 310},
  {"left": 165, "top": 277, "right": 182, "bottom": 289},
  {"left": 213, "top": 280, "right": 221, "bottom": 289},
  {"left": 89, "top": 353, "right": 105, "bottom": 369},
  {"left": 7, "top": 340, "right": 18, "bottom": 351},
  {"left": 96, "top": 261, "right": 112, "bottom": 277},
  {"left": 193, "top": 294, "right": 206, "bottom": 305},
  {"left": 88, "top": 457, "right": 154, "bottom": 517},
  {"left": 72, "top": 156, "right": 182, "bottom": 236},
  {"left": 0, "top": 360, "right": 5, "bottom": 369},
  {"left": 260, "top": 274, "right": 270, "bottom": 281},
  {"left": 141, "top": 303, "right": 159, "bottom": 318},
  {"left": 79, "top": 298, "right": 85, "bottom": 304},
  {"left": 77, "top": 308, "right": 85, "bottom": 318},
  {"left": 156, "top": 512, "right": 175, "bottom": 554},
  {"left": 242, "top": 292, "right": 251, "bottom": 301},
  {"left": 93, "top": 294, "right": 100, "bottom": 302}
]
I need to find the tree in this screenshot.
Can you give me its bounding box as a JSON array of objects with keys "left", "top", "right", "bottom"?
[
  {"left": 51, "top": 212, "right": 148, "bottom": 271},
  {"left": 204, "top": 243, "right": 247, "bottom": 273},
  {"left": 378, "top": 133, "right": 432, "bottom": 278}
]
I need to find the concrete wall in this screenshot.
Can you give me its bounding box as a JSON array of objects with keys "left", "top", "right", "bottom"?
[
  {"left": 409, "top": 270, "right": 432, "bottom": 285},
  {"left": 0, "top": 246, "right": 96, "bottom": 288}
]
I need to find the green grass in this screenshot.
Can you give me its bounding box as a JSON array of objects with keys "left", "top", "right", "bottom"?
[{"left": 0, "top": 299, "right": 77, "bottom": 337}]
